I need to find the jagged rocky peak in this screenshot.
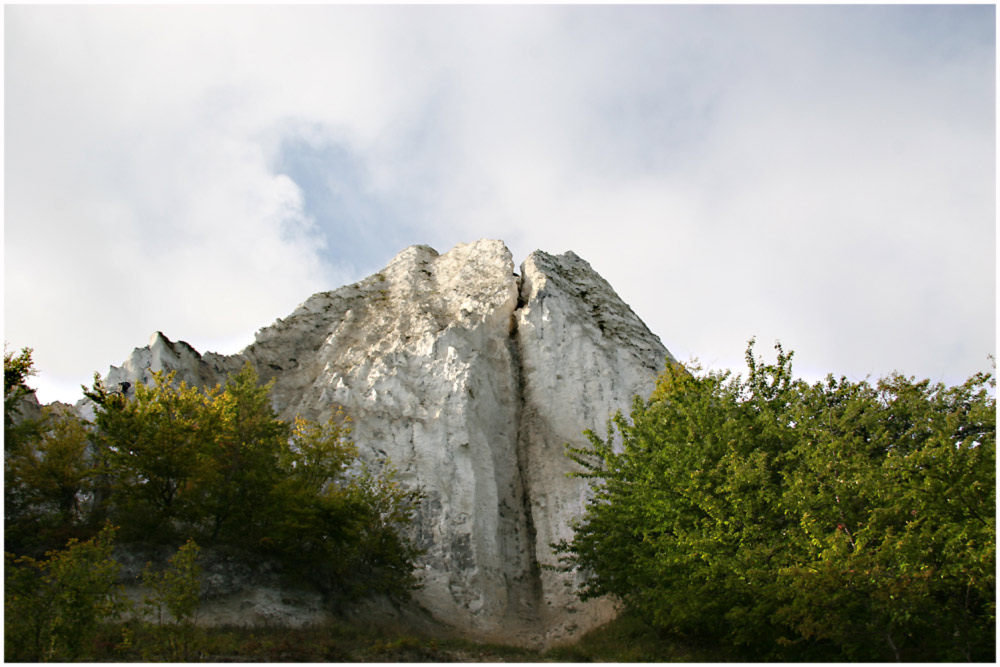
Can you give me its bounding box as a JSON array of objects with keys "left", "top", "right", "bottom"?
[
  {"left": 102, "top": 331, "right": 227, "bottom": 393},
  {"left": 520, "top": 248, "right": 668, "bottom": 373},
  {"left": 92, "top": 239, "right": 674, "bottom": 647}
]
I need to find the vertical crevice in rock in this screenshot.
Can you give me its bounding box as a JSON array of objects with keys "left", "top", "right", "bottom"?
[{"left": 507, "top": 273, "right": 544, "bottom": 627}]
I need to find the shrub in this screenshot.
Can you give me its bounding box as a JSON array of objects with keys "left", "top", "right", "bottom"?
[
  {"left": 4, "top": 524, "right": 126, "bottom": 661},
  {"left": 141, "top": 539, "right": 203, "bottom": 660},
  {"left": 560, "top": 342, "right": 995, "bottom": 660}
]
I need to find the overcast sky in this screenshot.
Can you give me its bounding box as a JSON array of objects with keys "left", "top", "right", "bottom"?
[{"left": 5, "top": 4, "right": 996, "bottom": 405}]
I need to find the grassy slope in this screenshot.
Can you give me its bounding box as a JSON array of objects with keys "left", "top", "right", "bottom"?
[{"left": 92, "top": 613, "right": 737, "bottom": 662}]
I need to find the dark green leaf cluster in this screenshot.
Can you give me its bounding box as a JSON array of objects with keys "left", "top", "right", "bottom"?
[
  {"left": 5, "top": 524, "right": 126, "bottom": 661},
  {"left": 4, "top": 353, "right": 422, "bottom": 605},
  {"left": 139, "top": 538, "right": 203, "bottom": 660},
  {"left": 559, "top": 341, "right": 995, "bottom": 661},
  {"left": 83, "top": 363, "right": 423, "bottom": 599},
  {"left": 5, "top": 525, "right": 205, "bottom": 662},
  {"left": 4, "top": 346, "right": 36, "bottom": 431},
  {"left": 5, "top": 346, "right": 90, "bottom": 549}
]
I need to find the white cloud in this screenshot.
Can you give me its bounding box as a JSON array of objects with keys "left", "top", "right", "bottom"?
[{"left": 4, "top": 5, "right": 994, "bottom": 404}]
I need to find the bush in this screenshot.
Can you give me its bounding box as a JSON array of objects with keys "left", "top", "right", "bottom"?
[
  {"left": 141, "top": 539, "right": 203, "bottom": 660},
  {"left": 559, "top": 342, "right": 995, "bottom": 660},
  {"left": 7, "top": 351, "right": 424, "bottom": 659},
  {"left": 83, "top": 363, "right": 422, "bottom": 601},
  {"left": 4, "top": 524, "right": 126, "bottom": 661}
]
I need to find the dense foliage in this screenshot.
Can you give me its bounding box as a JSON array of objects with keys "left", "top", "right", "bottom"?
[
  {"left": 5, "top": 525, "right": 126, "bottom": 661},
  {"left": 5, "top": 349, "right": 423, "bottom": 661},
  {"left": 559, "top": 341, "right": 995, "bottom": 661}
]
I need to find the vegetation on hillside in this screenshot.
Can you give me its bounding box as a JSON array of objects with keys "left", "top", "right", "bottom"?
[
  {"left": 4, "top": 347, "right": 421, "bottom": 661},
  {"left": 5, "top": 341, "right": 995, "bottom": 661},
  {"left": 558, "top": 340, "right": 995, "bottom": 661}
]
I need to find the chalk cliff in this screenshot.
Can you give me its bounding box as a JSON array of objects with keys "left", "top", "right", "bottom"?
[{"left": 95, "top": 239, "right": 673, "bottom": 646}]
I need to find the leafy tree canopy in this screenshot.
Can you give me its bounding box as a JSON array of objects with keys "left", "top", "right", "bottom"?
[
  {"left": 559, "top": 341, "right": 995, "bottom": 661},
  {"left": 7, "top": 354, "right": 422, "bottom": 608},
  {"left": 5, "top": 345, "right": 42, "bottom": 453}
]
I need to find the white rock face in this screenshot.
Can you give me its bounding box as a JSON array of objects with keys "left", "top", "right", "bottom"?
[
  {"left": 515, "top": 249, "right": 672, "bottom": 643},
  {"left": 89, "top": 240, "right": 673, "bottom": 647}
]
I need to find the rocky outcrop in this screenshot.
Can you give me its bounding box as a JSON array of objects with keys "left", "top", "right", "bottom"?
[
  {"left": 89, "top": 240, "right": 673, "bottom": 647},
  {"left": 515, "top": 249, "right": 671, "bottom": 642}
]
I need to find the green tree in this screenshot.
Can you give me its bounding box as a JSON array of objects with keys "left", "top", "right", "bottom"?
[
  {"left": 5, "top": 346, "right": 45, "bottom": 537},
  {"left": 266, "top": 414, "right": 359, "bottom": 558},
  {"left": 5, "top": 524, "right": 127, "bottom": 661},
  {"left": 335, "top": 464, "right": 424, "bottom": 600},
  {"left": 559, "top": 342, "right": 995, "bottom": 660},
  {"left": 776, "top": 371, "right": 996, "bottom": 660},
  {"left": 142, "top": 539, "right": 202, "bottom": 660},
  {"left": 86, "top": 372, "right": 212, "bottom": 541},
  {"left": 82, "top": 360, "right": 422, "bottom": 598},
  {"left": 266, "top": 413, "right": 423, "bottom": 600},
  {"left": 200, "top": 362, "right": 290, "bottom": 545},
  {"left": 63, "top": 357, "right": 421, "bottom": 610},
  {"left": 5, "top": 346, "right": 95, "bottom": 551},
  {"left": 5, "top": 407, "right": 94, "bottom": 550},
  {"left": 4, "top": 345, "right": 38, "bottom": 446}
]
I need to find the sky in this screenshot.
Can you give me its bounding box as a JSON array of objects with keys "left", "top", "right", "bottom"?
[{"left": 4, "top": 4, "right": 996, "bottom": 405}]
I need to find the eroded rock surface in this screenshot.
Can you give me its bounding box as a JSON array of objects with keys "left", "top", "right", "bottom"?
[{"left": 88, "top": 240, "right": 673, "bottom": 646}]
